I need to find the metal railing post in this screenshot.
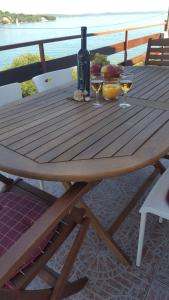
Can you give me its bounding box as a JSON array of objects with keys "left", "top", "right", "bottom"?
[
  {"left": 124, "top": 30, "right": 128, "bottom": 65},
  {"left": 39, "top": 42, "right": 47, "bottom": 73}
]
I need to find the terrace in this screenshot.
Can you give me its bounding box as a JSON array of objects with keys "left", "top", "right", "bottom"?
[{"left": 0, "top": 13, "right": 169, "bottom": 300}]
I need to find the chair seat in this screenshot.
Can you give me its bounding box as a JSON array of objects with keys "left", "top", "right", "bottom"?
[
  {"left": 0, "top": 192, "right": 52, "bottom": 270},
  {"left": 0, "top": 178, "right": 89, "bottom": 298},
  {"left": 140, "top": 167, "right": 169, "bottom": 219}
]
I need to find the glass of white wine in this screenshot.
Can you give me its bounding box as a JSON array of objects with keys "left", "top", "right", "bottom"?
[
  {"left": 119, "top": 73, "right": 133, "bottom": 108},
  {"left": 91, "top": 74, "right": 103, "bottom": 107}
]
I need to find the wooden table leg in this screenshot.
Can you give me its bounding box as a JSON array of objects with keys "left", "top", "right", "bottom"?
[
  {"left": 77, "top": 201, "right": 130, "bottom": 265},
  {"left": 69, "top": 163, "right": 163, "bottom": 265},
  {"left": 107, "top": 167, "right": 160, "bottom": 236}
]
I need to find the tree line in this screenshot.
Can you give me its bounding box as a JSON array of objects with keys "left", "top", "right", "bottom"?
[{"left": 0, "top": 10, "right": 56, "bottom": 24}]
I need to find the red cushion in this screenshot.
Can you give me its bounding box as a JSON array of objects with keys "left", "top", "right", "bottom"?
[{"left": 0, "top": 192, "right": 51, "bottom": 271}]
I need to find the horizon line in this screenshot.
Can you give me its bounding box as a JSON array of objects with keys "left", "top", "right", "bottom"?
[
  {"left": 54, "top": 10, "right": 166, "bottom": 15},
  {"left": 3, "top": 10, "right": 166, "bottom": 16}
]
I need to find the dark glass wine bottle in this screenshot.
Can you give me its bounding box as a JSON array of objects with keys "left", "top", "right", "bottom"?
[{"left": 77, "top": 26, "right": 90, "bottom": 96}]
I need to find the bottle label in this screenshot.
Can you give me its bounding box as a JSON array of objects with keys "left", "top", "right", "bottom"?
[
  {"left": 77, "top": 57, "right": 90, "bottom": 95},
  {"left": 78, "top": 61, "right": 87, "bottom": 90}
]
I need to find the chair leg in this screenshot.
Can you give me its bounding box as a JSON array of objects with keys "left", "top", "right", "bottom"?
[
  {"left": 39, "top": 267, "right": 88, "bottom": 299},
  {"left": 136, "top": 213, "right": 147, "bottom": 267},
  {"left": 39, "top": 180, "right": 45, "bottom": 190},
  {"left": 50, "top": 217, "right": 90, "bottom": 300}
]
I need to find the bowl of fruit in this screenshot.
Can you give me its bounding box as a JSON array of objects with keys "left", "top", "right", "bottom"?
[
  {"left": 90, "top": 53, "right": 123, "bottom": 100},
  {"left": 101, "top": 64, "right": 123, "bottom": 80},
  {"left": 90, "top": 53, "right": 123, "bottom": 78}
]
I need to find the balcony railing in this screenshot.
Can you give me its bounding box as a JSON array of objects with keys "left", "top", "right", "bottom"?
[{"left": 0, "top": 22, "right": 165, "bottom": 86}]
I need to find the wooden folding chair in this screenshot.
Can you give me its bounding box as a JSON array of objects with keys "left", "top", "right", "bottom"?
[
  {"left": 0, "top": 174, "right": 90, "bottom": 300},
  {"left": 144, "top": 38, "right": 169, "bottom": 160},
  {"left": 145, "top": 37, "right": 169, "bottom": 66}
]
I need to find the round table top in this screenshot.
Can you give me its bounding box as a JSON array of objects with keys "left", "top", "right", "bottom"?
[{"left": 1, "top": 66, "right": 169, "bottom": 182}]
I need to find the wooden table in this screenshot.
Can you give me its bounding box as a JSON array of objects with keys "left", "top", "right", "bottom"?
[{"left": 0, "top": 66, "right": 169, "bottom": 264}]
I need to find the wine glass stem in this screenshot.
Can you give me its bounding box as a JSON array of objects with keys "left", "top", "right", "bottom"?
[
  {"left": 119, "top": 91, "right": 131, "bottom": 108},
  {"left": 123, "top": 92, "right": 127, "bottom": 102},
  {"left": 96, "top": 91, "right": 99, "bottom": 102}
]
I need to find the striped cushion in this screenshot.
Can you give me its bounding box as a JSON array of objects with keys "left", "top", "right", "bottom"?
[{"left": 0, "top": 192, "right": 51, "bottom": 270}]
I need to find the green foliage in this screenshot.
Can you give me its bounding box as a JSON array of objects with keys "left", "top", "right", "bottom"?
[
  {"left": 21, "top": 80, "right": 37, "bottom": 97},
  {"left": 9, "top": 53, "right": 41, "bottom": 68},
  {"left": 8, "top": 53, "right": 50, "bottom": 97},
  {"left": 0, "top": 10, "right": 56, "bottom": 24},
  {"left": 41, "top": 15, "right": 56, "bottom": 21},
  {"left": 91, "top": 53, "right": 110, "bottom": 66},
  {"left": 71, "top": 67, "right": 77, "bottom": 80}
]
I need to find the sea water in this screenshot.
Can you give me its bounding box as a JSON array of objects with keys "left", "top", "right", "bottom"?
[{"left": 0, "top": 11, "right": 166, "bottom": 69}]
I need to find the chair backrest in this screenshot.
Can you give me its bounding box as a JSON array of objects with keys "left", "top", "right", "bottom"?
[
  {"left": 32, "top": 68, "right": 73, "bottom": 92},
  {"left": 0, "top": 82, "right": 22, "bottom": 106},
  {"left": 145, "top": 38, "right": 169, "bottom": 66},
  {"left": 0, "top": 176, "right": 89, "bottom": 300}
]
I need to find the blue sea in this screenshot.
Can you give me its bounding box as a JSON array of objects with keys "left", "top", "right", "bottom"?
[{"left": 0, "top": 11, "right": 167, "bottom": 69}]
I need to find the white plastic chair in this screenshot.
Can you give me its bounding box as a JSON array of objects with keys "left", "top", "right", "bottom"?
[
  {"left": 0, "top": 83, "right": 22, "bottom": 191},
  {"left": 32, "top": 68, "right": 72, "bottom": 92},
  {"left": 136, "top": 167, "right": 169, "bottom": 267},
  {"left": 0, "top": 82, "right": 22, "bottom": 106},
  {"left": 0, "top": 182, "right": 6, "bottom": 192}
]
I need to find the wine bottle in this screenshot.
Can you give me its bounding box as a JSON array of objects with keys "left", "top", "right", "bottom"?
[{"left": 77, "top": 26, "right": 90, "bottom": 96}]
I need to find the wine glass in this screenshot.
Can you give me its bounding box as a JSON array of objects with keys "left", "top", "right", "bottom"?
[
  {"left": 119, "top": 72, "right": 133, "bottom": 108},
  {"left": 90, "top": 74, "right": 103, "bottom": 107}
]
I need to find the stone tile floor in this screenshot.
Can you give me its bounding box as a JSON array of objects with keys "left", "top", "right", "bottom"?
[{"left": 24, "top": 161, "right": 169, "bottom": 299}]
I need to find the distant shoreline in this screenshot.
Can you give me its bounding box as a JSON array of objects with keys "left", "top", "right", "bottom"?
[
  {"left": 0, "top": 10, "right": 56, "bottom": 24},
  {"left": 54, "top": 11, "right": 166, "bottom": 17}
]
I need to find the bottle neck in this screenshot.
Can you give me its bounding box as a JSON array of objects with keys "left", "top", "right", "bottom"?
[
  {"left": 81, "top": 27, "right": 87, "bottom": 50},
  {"left": 81, "top": 37, "right": 86, "bottom": 50}
]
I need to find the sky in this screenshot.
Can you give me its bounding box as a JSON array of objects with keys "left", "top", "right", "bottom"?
[{"left": 0, "top": 0, "right": 168, "bottom": 15}]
